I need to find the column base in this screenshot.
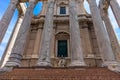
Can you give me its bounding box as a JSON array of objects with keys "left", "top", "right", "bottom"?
[
  {"left": 5, "top": 61, "right": 21, "bottom": 67},
  {"left": 69, "top": 61, "right": 86, "bottom": 67},
  {"left": 0, "top": 66, "right": 13, "bottom": 73},
  {"left": 37, "top": 61, "right": 52, "bottom": 67},
  {"left": 102, "top": 61, "right": 120, "bottom": 72}
]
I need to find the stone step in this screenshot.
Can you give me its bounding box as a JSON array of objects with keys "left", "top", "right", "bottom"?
[{"left": 0, "top": 67, "right": 120, "bottom": 80}]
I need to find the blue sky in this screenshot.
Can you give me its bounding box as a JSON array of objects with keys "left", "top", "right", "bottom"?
[{"left": 0, "top": 0, "right": 120, "bottom": 59}]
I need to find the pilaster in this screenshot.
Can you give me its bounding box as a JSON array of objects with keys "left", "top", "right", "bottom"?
[
  {"left": 81, "top": 22, "right": 93, "bottom": 58},
  {"left": 32, "top": 24, "right": 43, "bottom": 58}
]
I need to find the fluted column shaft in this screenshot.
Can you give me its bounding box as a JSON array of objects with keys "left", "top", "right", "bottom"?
[
  {"left": 0, "top": 0, "right": 18, "bottom": 43},
  {"left": 5, "top": 0, "right": 37, "bottom": 67},
  {"left": 110, "top": 0, "right": 120, "bottom": 28},
  {"left": 69, "top": 0, "right": 86, "bottom": 66},
  {"left": 87, "top": 0, "right": 116, "bottom": 65},
  {"left": 37, "top": 0, "right": 55, "bottom": 66}
]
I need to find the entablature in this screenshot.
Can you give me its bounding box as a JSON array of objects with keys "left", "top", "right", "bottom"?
[{"left": 31, "top": 14, "right": 92, "bottom": 24}]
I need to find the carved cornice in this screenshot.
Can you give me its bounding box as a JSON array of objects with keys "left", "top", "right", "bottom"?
[{"left": 31, "top": 14, "right": 91, "bottom": 24}]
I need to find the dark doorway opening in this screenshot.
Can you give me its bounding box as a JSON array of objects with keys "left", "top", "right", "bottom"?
[{"left": 57, "top": 40, "right": 68, "bottom": 57}]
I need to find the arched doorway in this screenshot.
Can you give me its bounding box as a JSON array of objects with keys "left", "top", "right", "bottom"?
[{"left": 55, "top": 32, "right": 70, "bottom": 58}]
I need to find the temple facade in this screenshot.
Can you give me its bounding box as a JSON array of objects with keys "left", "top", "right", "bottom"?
[{"left": 0, "top": 0, "right": 120, "bottom": 73}]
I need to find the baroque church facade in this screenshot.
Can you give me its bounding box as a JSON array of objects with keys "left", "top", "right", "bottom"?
[{"left": 0, "top": 0, "right": 120, "bottom": 79}]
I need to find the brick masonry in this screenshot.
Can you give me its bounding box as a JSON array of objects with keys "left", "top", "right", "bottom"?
[{"left": 0, "top": 67, "right": 120, "bottom": 80}]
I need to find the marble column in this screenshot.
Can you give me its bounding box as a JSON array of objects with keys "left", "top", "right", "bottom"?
[
  {"left": 110, "top": 0, "right": 120, "bottom": 28},
  {"left": 0, "top": 0, "right": 18, "bottom": 43},
  {"left": 32, "top": 25, "right": 42, "bottom": 58},
  {"left": 37, "top": 0, "right": 55, "bottom": 67},
  {"left": 99, "top": 2, "right": 120, "bottom": 62},
  {"left": 103, "top": 13, "right": 120, "bottom": 62},
  {"left": 5, "top": 0, "right": 37, "bottom": 67},
  {"left": 87, "top": 0, "right": 118, "bottom": 66},
  {"left": 69, "top": 0, "right": 86, "bottom": 66},
  {"left": 0, "top": 15, "right": 23, "bottom": 68}
]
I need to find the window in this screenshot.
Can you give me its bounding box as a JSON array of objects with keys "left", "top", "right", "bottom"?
[
  {"left": 60, "top": 7, "right": 66, "bottom": 14},
  {"left": 57, "top": 40, "right": 68, "bottom": 57}
]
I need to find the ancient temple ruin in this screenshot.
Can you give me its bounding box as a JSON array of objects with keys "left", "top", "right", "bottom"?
[{"left": 0, "top": 0, "right": 120, "bottom": 79}]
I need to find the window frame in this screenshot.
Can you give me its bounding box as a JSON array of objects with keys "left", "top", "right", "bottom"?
[
  {"left": 57, "top": 40, "right": 68, "bottom": 57},
  {"left": 60, "top": 6, "right": 66, "bottom": 14}
]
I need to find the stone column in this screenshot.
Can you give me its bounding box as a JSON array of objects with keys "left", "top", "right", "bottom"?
[
  {"left": 87, "top": 0, "right": 118, "bottom": 66},
  {"left": 5, "top": 0, "right": 37, "bottom": 67},
  {"left": 37, "top": 0, "right": 55, "bottom": 67},
  {"left": 103, "top": 13, "right": 120, "bottom": 62},
  {"left": 0, "top": 15, "right": 23, "bottom": 68},
  {"left": 0, "top": 0, "right": 18, "bottom": 43},
  {"left": 69, "top": 0, "right": 86, "bottom": 66},
  {"left": 99, "top": 1, "right": 120, "bottom": 62},
  {"left": 32, "top": 25, "right": 42, "bottom": 58},
  {"left": 110, "top": 0, "right": 120, "bottom": 28}
]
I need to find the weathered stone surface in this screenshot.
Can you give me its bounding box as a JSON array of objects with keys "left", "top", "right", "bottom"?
[
  {"left": 32, "top": 25, "right": 42, "bottom": 58},
  {"left": 0, "top": 0, "right": 120, "bottom": 73},
  {"left": 80, "top": 23, "right": 93, "bottom": 58},
  {"left": 5, "top": 0, "right": 37, "bottom": 68},
  {"left": 0, "top": 0, "right": 18, "bottom": 43},
  {"left": 87, "top": 0, "right": 116, "bottom": 64},
  {"left": 69, "top": 0, "right": 86, "bottom": 66},
  {"left": 37, "top": 0, "right": 55, "bottom": 66},
  {"left": 0, "top": 16, "right": 23, "bottom": 68},
  {"left": 99, "top": 0, "right": 120, "bottom": 63}
]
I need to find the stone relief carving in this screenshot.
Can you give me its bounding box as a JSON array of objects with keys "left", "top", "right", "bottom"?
[{"left": 58, "top": 57, "right": 66, "bottom": 67}]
